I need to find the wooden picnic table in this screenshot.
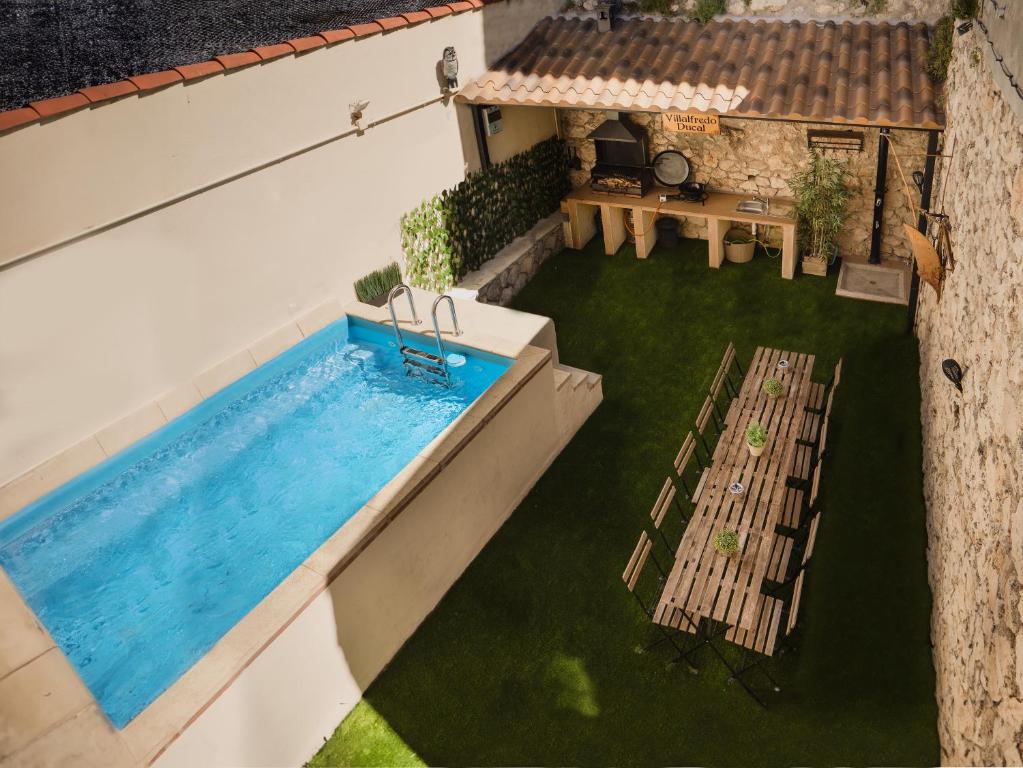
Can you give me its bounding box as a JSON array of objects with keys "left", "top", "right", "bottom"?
[{"left": 655, "top": 347, "right": 816, "bottom": 633}]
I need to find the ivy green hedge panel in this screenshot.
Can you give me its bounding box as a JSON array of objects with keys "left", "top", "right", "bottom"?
[{"left": 400, "top": 137, "right": 570, "bottom": 292}]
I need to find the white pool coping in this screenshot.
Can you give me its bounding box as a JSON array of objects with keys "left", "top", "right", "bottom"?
[{"left": 0, "top": 297, "right": 556, "bottom": 767}]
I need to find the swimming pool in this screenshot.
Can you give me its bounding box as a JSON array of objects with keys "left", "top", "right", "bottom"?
[{"left": 0, "top": 317, "right": 509, "bottom": 728}]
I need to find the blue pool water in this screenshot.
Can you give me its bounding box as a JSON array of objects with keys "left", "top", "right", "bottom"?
[{"left": 0, "top": 318, "right": 509, "bottom": 727}]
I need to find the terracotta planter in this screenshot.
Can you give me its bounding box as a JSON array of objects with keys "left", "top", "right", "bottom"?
[{"left": 748, "top": 442, "right": 764, "bottom": 457}]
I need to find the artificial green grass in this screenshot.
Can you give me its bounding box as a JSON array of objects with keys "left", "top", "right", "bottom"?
[{"left": 310, "top": 238, "right": 939, "bottom": 766}]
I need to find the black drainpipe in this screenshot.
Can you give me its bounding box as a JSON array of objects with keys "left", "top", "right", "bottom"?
[
  {"left": 905, "top": 129, "right": 941, "bottom": 334},
  {"left": 868, "top": 127, "right": 890, "bottom": 264},
  {"left": 471, "top": 104, "right": 491, "bottom": 170}
]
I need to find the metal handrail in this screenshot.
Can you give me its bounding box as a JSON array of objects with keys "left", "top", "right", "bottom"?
[
  {"left": 430, "top": 295, "right": 462, "bottom": 383},
  {"left": 386, "top": 283, "right": 421, "bottom": 349}
]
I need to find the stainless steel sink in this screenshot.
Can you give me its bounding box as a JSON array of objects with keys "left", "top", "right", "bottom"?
[{"left": 736, "top": 199, "right": 769, "bottom": 215}]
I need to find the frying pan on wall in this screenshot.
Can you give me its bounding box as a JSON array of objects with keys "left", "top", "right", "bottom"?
[{"left": 652, "top": 150, "right": 691, "bottom": 187}]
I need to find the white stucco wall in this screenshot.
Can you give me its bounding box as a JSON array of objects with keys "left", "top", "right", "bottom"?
[{"left": 0, "top": 0, "right": 561, "bottom": 487}]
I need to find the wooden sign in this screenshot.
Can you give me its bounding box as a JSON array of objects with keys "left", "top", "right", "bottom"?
[{"left": 662, "top": 112, "right": 720, "bottom": 135}]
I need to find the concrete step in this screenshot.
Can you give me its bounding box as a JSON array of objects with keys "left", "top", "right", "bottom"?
[{"left": 553, "top": 367, "right": 572, "bottom": 391}]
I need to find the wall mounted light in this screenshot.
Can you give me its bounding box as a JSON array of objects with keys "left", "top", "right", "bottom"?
[
  {"left": 912, "top": 170, "right": 925, "bottom": 192},
  {"left": 956, "top": 20, "right": 974, "bottom": 35},
  {"left": 942, "top": 358, "right": 966, "bottom": 393},
  {"left": 442, "top": 47, "right": 459, "bottom": 90}
]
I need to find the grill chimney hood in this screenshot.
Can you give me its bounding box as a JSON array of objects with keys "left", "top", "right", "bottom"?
[{"left": 587, "top": 111, "right": 646, "bottom": 143}]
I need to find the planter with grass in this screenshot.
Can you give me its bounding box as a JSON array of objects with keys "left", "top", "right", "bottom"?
[
  {"left": 746, "top": 421, "right": 767, "bottom": 457},
  {"left": 791, "top": 151, "right": 852, "bottom": 277},
  {"left": 762, "top": 377, "right": 785, "bottom": 399},
  {"left": 713, "top": 529, "right": 740, "bottom": 557},
  {"left": 354, "top": 262, "right": 403, "bottom": 306},
  {"left": 723, "top": 228, "right": 756, "bottom": 264}
]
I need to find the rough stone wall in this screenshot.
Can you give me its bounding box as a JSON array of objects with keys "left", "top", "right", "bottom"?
[
  {"left": 915, "top": 32, "right": 1023, "bottom": 766},
  {"left": 459, "top": 214, "right": 565, "bottom": 305},
  {"left": 560, "top": 108, "right": 926, "bottom": 260},
  {"left": 571, "top": 0, "right": 949, "bottom": 23}
]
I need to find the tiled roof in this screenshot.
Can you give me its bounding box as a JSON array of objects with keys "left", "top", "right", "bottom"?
[
  {"left": 458, "top": 15, "right": 944, "bottom": 129},
  {"left": 0, "top": 1, "right": 492, "bottom": 133}
]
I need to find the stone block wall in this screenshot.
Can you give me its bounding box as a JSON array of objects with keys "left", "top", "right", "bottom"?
[
  {"left": 560, "top": 108, "right": 926, "bottom": 261},
  {"left": 458, "top": 213, "right": 565, "bottom": 305},
  {"left": 915, "top": 31, "right": 1023, "bottom": 765}
]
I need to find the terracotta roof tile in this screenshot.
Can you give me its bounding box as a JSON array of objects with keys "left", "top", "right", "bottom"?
[
  {"left": 401, "top": 11, "right": 433, "bottom": 24},
  {"left": 348, "top": 22, "right": 384, "bottom": 38},
  {"left": 288, "top": 35, "right": 327, "bottom": 53},
  {"left": 0, "top": 0, "right": 506, "bottom": 126},
  {"left": 215, "top": 51, "right": 262, "bottom": 70},
  {"left": 30, "top": 93, "right": 90, "bottom": 117},
  {"left": 252, "top": 43, "right": 295, "bottom": 61},
  {"left": 127, "top": 70, "right": 183, "bottom": 92},
  {"left": 175, "top": 60, "right": 225, "bottom": 80},
  {"left": 321, "top": 28, "right": 356, "bottom": 44},
  {"left": 377, "top": 17, "right": 408, "bottom": 31},
  {"left": 78, "top": 80, "right": 139, "bottom": 103},
  {"left": 459, "top": 16, "right": 944, "bottom": 129},
  {"left": 0, "top": 107, "right": 40, "bottom": 131}
]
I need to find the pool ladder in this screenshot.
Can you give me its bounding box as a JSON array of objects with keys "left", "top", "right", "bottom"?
[{"left": 387, "top": 284, "right": 462, "bottom": 387}]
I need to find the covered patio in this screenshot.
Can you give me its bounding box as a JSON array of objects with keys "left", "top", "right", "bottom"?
[{"left": 459, "top": 14, "right": 945, "bottom": 309}]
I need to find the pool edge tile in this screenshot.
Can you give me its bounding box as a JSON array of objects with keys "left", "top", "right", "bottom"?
[
  {"left": 0, "top": 571, "right": 54, "bottom": 681},
  {"left": 0, "top": 648, "right": 93, "bottom": 759},
  {"left": 296, "top": 299, "right": 345, "bottom": 337},
  {"left": 364, "top": 456, "right": 440, "bottom": 516},
  {"left": 193, "top": 350, "right": 257, "bottom": 399},
  {"left": 94, "top": 403, "right": 167, "bottom": 458},
  {"left": 249, "top": 322, "right": 304, "bottom": 366},
  {"left": 155, "top": 381, "right": 203, "bottom": 422},
  {"left": 0, "top": 705, "right": 134, "bottom": 768}
]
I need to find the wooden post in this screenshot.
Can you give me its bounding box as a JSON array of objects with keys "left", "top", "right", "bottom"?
[
  {"left": 633, "top": 208, "right": 657, "bottom": 259},
  {"left": 567, "top": 201, "right": 598, "bottom": 249},
  {"left": 906, "top": 129, "right": 941, "bottom": 333},
  {"left": 707, "top": 217, "right": 724, "bottom": 268},
  {"left": 782, "top": 224, "right": 797, "bottom": 279},
  {"left": 602, "top": 205, "right": 627, "bottom": 255}
]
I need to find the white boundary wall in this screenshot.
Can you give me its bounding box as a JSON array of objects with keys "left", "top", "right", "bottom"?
[{"left": 0, "top": 1, "right": 559, "bottom": 486}]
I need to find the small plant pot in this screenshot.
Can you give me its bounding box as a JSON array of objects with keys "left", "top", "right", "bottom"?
[
  {"left": 724, "top": 228, "right": 756, "bottom": 264},
  {"left": 747, "top": 442, "right": 764, "bottom": 457}
]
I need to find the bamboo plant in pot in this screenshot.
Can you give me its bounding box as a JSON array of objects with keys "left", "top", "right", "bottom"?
[
  {"left": 746, "top": 421, "right": 767, "bottom": 457},
  {"left": 790, "top": 151, "right": 852, "bottom": 277}
]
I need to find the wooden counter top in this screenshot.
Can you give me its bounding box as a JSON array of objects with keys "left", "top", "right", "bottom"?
[
  {"left": 562, "top": 184, "right": 799, "bottom": 278},
  {"left": 565, "top": 186, "right": 797, "bottom": 227}
]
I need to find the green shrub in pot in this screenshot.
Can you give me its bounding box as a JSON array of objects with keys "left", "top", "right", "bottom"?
[
  {"left": 746, "top": 421, "right": 767, "bottom": 456},
  {"left": 790, "top": 151, "right": 852, "bottom": 276},
  {"left": 762, "top": 377, "right": 784, "bottom": 398},
  {"left": 714, "top": 529, "right": 740, "bottom": 556}
]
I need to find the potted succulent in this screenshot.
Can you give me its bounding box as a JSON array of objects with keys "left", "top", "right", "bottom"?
[
  {"left": 714, "top": 529, "right": 740, "bottom": 557},
  {"left": 746, "top": 421, "right": 767, "bottom": 457},
  {"left": 723, "top": 227, "right": 756, "bottom": 264},
  {"left": 762, "top": 377, "right": 784, "bottom": 398},
  {"left": 790, "top": 151, "right": 852, "bottom": 277}
]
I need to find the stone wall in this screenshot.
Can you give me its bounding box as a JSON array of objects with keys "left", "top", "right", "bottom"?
[
  {"left": 915, "top": 31, "right": 1023, "bottom": 766},
  {"left": 560, "top": 108, "right": 927, "bottom": 261},
  {"left": 572, "top": 0, "right": 949, "bottom": 23},
  {"left": 457, "top": 213, "right": 565, "bottom": 305}
]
